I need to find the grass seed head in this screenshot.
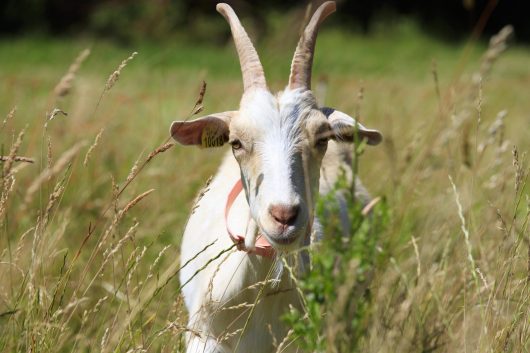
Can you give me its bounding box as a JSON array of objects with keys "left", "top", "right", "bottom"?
[
  {"left": 83, "top": 128, "right": 104, "bottom": 167},
  {"left": 47, "top": 135, "right": 53, "bottom": 169},
  {"left": 105, "top": 52, "right": 138, "bottom": 92},
  {"left": 2, "top": 106, "right": 16, "bottom": 131},
  {"left": 46, "top": 108, "right": 68, "bottom": 123},
  {"left": 146, "top": 142, "right": 174, "bottom": 164},
  {"left": 3, "top": 126, "right": 26, "bottom": 177},
  {"left": 24, "top": 140, "right": 87, "bottom": 206},
  {"left": 54, "top": 48, "right": 91, "bottom": 97}
]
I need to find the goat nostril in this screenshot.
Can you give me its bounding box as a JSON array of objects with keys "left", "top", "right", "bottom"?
[{"left": 269, "top": 204, "right": 299, "bottom": 226}]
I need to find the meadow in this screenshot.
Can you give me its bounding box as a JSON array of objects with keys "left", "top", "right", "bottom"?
[{"left": 0, "top": 18, "right": 529, "bottom": 352}]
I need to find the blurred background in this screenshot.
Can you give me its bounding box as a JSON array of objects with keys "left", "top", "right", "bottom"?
[{"left": 1, "top": 0, "right": 529, "bottom": 44}]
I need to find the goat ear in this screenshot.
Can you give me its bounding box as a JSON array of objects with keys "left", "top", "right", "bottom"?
[
  {"left": 321, "top": 107, "right": 382, "bottom": 146},
  {"left": 170, "top": 111, "right": 236, "bottom": 148}
]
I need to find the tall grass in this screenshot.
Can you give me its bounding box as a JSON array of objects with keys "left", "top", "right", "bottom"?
[
  {"left": 0, "top": 48, "right": 190, "bottom": 352},
  {"left": 0, "top": 18, "right": 529, "bottom": 352}
]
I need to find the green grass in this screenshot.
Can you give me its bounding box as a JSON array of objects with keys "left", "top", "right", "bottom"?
[{"left": 0, "top": 18, "right": 529, "bottom": 352}]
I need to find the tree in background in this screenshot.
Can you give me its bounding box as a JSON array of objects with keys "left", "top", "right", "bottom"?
[{"left": 1, "top": 0, "right": 528, "bottom": 43}]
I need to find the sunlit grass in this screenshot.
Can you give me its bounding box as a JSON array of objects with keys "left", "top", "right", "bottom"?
[{"left": 0, "top": 18, "right": 528, "bottom": 352}]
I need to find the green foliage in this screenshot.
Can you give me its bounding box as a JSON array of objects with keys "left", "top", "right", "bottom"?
[
  {"left": 89, "top": 0, "right": 183, "bottom": 43},
  {"left": 284, "top": 169, "right": 389, "bottom": 351}
]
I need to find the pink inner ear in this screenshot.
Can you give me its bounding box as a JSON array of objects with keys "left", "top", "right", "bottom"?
[
  {"left": 170, "top": 116, "right": 230, "bottom": 147},
  {"left": 170, "top": 121, "right": 205, "bottom": 145}
]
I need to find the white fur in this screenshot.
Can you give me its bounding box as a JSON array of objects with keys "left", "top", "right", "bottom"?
[
  {"left": 173, "top": 56, "right": 381, "bottom": 353},
  {"left": 178, "top": 130, "right": 367, "bottom": 352},
  {"left": 169, "top": 4, "right": 383, "bottom": 350},
  {"left": 180, "top": 152, "right": 303, "bottom": 353}
]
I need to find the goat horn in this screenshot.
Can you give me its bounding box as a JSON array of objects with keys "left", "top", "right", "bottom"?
[
  {"left": 289, "top": 1, "right": 336, "bottom": 90},
  {"left": 217, "top": 3, "right": 267, "bottom": 92}
]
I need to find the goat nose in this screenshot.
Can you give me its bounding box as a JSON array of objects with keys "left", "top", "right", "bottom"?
[{"left": 269, "top": 204, "right": 299, "bottom": 226}]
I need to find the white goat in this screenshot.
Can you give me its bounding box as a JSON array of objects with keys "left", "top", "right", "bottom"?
[{"left": 170, "top": 2, "right": 382, "bottom": 352}]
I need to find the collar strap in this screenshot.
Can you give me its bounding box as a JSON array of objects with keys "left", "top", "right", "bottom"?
[{"left": 224, "top": 179, "right": 275, "bottom": 258}]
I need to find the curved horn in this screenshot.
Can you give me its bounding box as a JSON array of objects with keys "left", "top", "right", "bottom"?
[
  {"left": 217, "top": 3, "right": 266, "bottom": 91},
  {"left": 289, "top": 1, "right": 336, "bottom": 90}
]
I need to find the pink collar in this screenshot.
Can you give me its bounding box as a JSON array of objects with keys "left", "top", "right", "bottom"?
[{"left": 224, "top": 179, "right": 275, "bottom": 258}]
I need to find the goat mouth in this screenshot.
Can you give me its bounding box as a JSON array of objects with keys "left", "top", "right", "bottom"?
[
  {"left": 262, "top": 226, "right": 303, "bottom": 247},
  {"left": 257, "top": 219, "right": 308, "bottom": 248}
]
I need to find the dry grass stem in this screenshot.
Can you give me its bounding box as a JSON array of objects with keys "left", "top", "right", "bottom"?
[
  {"left": 361, "top": 196, "right": 381, "bottom": 216},
  {"left": 219, "top": 328, "right": 244, "bottom": 343},
  {"left": 47, "top": 135, "right": 53, "bottom": 169},
  {"left": 449, "top": 175, "right": 478, "bottom": 282},
  {"left": 43, "top": 167, "right": 70, "bottom": 227},
  {"left": 191, "top": 176, "right": 213, "bottom": 214},
  {"left": 14, "top": 226, "right": 35, "bottom": 262},
  {"left": 0, "top": 156, "right": 34, "bottom": 163},
  {"left": 146, "top": 244, "right": 171, "bottom": 282},
  {"left": 126, "top": 245, "right": 147, "bottom": 290},
  {"left": 99, "top": 189, "right": 154, "bottom": 251},
  {"left": 54, "top": 48, "right": 91, "bottom": 97},
  {"left": 83, "top": 128, "right": 104, "bottom": 166},
  {"left": 476, "top": 25, "right": 513, "bottom": 82},
  {"left": 411, "top": 235, "right": 421, "bottom": 278},
  {"left": 125, "top": 156, "right": 141, "bottom": 184},
  {"left": 46, "top": 108, "right": 68, "bottom": 124},
  {"left": 3, "top": 127, "right": 26, "bottom": 176},
  {"left": 2, "top": 106, "right": 16, "bottom": 131},
  {"left": 111, "top": 141, "right": 174, "bottom": 202},
  {"left": 0, "top": 175, "right": 15, "bottom": 224},
  {"left": 355, "top": 84, "right": 364, "bottom": 121},
  {"left": 169, "top": 80, "right": 209, "bottom": 145},
  {"left": 100, "top": 327, "right": 110, "bottom": 353},
  {"left": 92, "top": 296, "right": 109, "bottom": 314},
  {"left": 24, "top": 140, "right": 87, "bottom": 205},
  {"left": 146, "top": 142, "right": 174, "bottom": 164},
  {"left": 275, "top": 327, "right": 296, "bottom": 353},
  {"left": 431, "top": 59, "right": 441, "bottom": 109},
  {"left": 267, "top": 324, "right": 279, "bottom": 350},
  {"left": 195, "top": 80, "right": 207, "bottom": 107},
  {"left": 512, "top": 146, "right": 525, "bottom": 194},
  {"left": 102, "top": 221, "right": 139, "bottom": 264},
  {"left": 105, "top": 52, "right": 138, "bottom": 92},
  {"left": 189, "top": 81, "right": 207, "bottom": 116}
]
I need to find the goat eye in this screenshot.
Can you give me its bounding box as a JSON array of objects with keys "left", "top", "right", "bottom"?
[{"left": 230, "top": 139, "right": 243, "bottom": 150}]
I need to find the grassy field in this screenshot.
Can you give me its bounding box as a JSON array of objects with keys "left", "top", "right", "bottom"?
[{"left": 0, "top": 19, "right": 529, "bottom": 352}]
